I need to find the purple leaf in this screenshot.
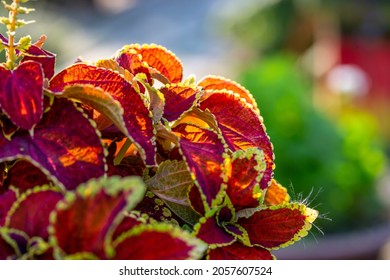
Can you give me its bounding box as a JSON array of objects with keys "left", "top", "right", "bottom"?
[
  {"left": 0, "top": 99, "right": 106, "bottom": 190},
  {"left": 6, "top": 188, "right": 63, "bottom": 239},
  {"left": 0, "top": 61, "right": 44, "bottom": 130}
]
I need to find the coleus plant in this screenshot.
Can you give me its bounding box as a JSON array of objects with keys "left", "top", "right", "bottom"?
[{"left": 0, "top": 0, "right": 318, "bottom": 260}]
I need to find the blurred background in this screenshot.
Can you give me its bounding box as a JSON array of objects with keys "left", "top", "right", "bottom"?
[{"left": 2, "top": 0, "right": 390, "bottom": 259}]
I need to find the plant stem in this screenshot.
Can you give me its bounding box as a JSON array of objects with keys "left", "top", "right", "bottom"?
[
  {"left": 113, "top": 138, "right": 132, "bottom": 165},
  {"left": 6, "top": 0, "right": 19, "bottom": 69}
]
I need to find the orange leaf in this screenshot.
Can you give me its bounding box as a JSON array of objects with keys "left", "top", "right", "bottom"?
[
  {"left": 123, "top": 44, "right": 183, "bottom": 83},
  {"left": 264, "top": 179, "right": 290, "bottom": 206}
]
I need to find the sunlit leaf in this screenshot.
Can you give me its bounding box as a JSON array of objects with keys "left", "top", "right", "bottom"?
[
  {"left": 142, "top": 82, "right": 165, "bottom": 123},
  {"left": 225, "top": 148, "right": 267, "bottom": 210},
  {"left": 50, "top": 64, "right": 157, "bottom": 166},
  {"left": 160, "top": 83, "right": 202, "bottom": 122},
  {"left": 0, "top": 99, "right": 106, "bottom": 190},
  {"left": 207, "top": 242, "right": 274, "bottom": 260},
  {"left": 116, "top": 49, "right": 153, "bottom": 84},
  {"left": 49, "top": 176, "right": 146, "bottom": 259},
  {"left": 0, "top": 61, "right": 44, "bottom": 130},
  {"left": 174, "top": 107, "right": 218, "bottom": 131},
  {"left": 121, "top": 44, "right": 183, "bottom": 83},
  {"left": 113, "top": 223, "right": 206, "bottom": 260},
  {"left": 95, "top": 59, "right": 134, "bottom": 82},
  {"left": 237, "top": 203, "right": 318, "bottom": 249},
  {"left": 53, "top": 84, "right": 127, "bottom": 137},
  {"left": 5, "top": 186, "right": 63, "bottom": 239},
  {"left": 264, "top": 179, "right": 290, "bottom": 206},
  {"left": 173, "top": 123, "right": 227, "bottom": 209},
  {"left": 198, "top": 75, "right": 258, "bottom": 112},
  {"left": 199, "top": 91, "right": 274, "bottom": 190}
]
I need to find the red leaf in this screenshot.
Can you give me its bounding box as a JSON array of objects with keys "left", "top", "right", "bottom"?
[
  {"left": 188, "top": 184, "right": 206, "bottom": 216},
  {"left": 173, "top": 123, "right": 227, "bottom": 209},
  {"left": 198, "top": 76, "right": 258, "bottom": 111},
  {"left": 208, "top": 242, "right": 274, "bottom": 260},
  {"left": 113, "top": 224, "right": 205, "bottom": 260},
  {"left": 0, "top": 99, "right": 106, "bottom": 190},
  {"left": 111, "top": 214, "right": 141, "bottom": 241},
  {"left": 6, "top": 188, "right": 63, "bottom": 240},
  {"left": 0, "top": 61, "right": 44, "bottom": 130},
  {"left": 50, "top": 176, "right": 145, "bottom": 259},
  {"left": 3, "top": 161, "right": 50, "bottom": 193},
  {"left": 237, "top": 205, "right": 311, "bottom": 249},
  {"left": 160, "top": 84, "right": 202, "bottom": 122},
  {"left": 116, "top": 51, "right": 152, "bottom": 84},
  {"left": 22, "top": 45, "right": 56, "bottom": 79},
  {"left": 50, "top": 64, "right": 156, "bottom": 166},
  {"left": 199, "top": 91, "right": 274, "bottom": 190},
  {"left": 264, "top": 179, "right": 290, "bottom": 206},
  {"left": 124, "top": 44, "right": 183, "bottom": 83},
  {"left": 226, "top": 149, "right": 266, "bottom": 210},
  {"left": 194, "top": 216, "right": 235, "bottom": 246},
  {"left": 0, "top": 189, "right": 17, "bottom": 226}
]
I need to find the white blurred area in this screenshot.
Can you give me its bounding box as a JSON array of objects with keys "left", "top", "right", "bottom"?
[
  {"left": 94, "top": 0, "right": 137, "bottom": 14},
  {"left": 325, "top": 64, "right": 370, "bottom": 97}
]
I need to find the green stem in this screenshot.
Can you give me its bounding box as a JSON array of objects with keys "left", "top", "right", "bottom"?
[{"left": 113, "top": 138, "right": 132, "bottom": 166}]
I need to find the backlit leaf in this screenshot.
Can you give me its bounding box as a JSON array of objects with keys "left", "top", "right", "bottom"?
[
  {"left": 198, "top": 75, "right": 258, "bottom": 112},
  {"left": 53, "top": 84, "right": 127, "bottom": 137},
  {"left": 115, "top": 50, "right": 153, "bottom": 84},
  {"left": 0, "top": 99, "right": 106, "bottom": 190},
  {"left": 0, "top": 61, "right": 44, "bottom": 130},
  {"left": 142, "top": 82, "right": 165, "bottom": 123},
  {"left": 95, "top": 59, "right": 134, "bottom": 82},
  {"left": 121, "top": 44, "right": 183, "bottom": 83},
  {"left": 264, "top": 179, "right": 290, "bottom": 206},
  {"left": 173, "top": 123, "right": 227, "bottom": 209},
  {"left": 50, "top": 64, "right": 157, "bottom": 166},
  {"left": 237, "top": 203, "right": 318, "bottom": 249},
  {"left": 225, "top": 148, "right": 267, "bottom": 210},
  {"left": 199, "top": 91, "right": 274, "bottom": 190},
  {"left": 49, "top": 176, "right": 146, "bottom": 259},
  {"left": 160, "top": 83, "right": 202, "bottom": 122}
]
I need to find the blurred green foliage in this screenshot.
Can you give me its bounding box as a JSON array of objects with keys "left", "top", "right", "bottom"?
[{"left": 239, "top": 54, "right": 388, "bottom": 233}]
